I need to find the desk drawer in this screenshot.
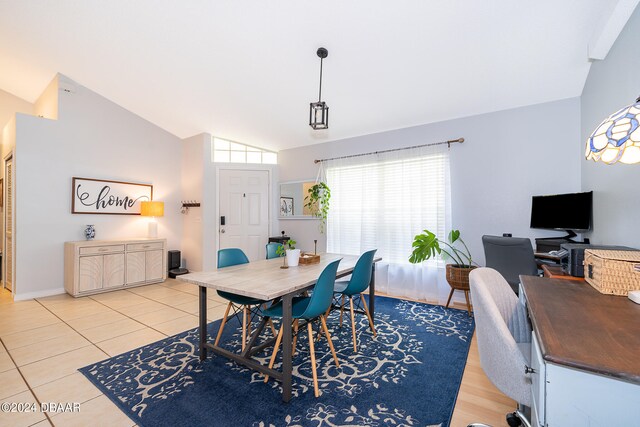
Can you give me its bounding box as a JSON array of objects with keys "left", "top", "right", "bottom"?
[
  {"left": 79, "top": 245, "right": 125, "bottom": 255},
  {"left": 127, "top": 242, "right": 164, "bottom": 251}
]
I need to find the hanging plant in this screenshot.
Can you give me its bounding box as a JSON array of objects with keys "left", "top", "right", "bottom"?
[
  {"left": 304, "top": 163, "right": 331, "bottom": 233},
  {"left": 304, "top": 182, "right": 331, "bottom": 233}
]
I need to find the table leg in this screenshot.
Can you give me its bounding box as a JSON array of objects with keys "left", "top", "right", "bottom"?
[
  {"left": 199, "top": 285, "right": 208, "bottom": 361},
  {"left": 281, "top": 293, "right": 293, "bottom": 402},
  {"left": 241, "top": 316, "right": 268, "bottom": 358},
  {"left": 368, "top": 263, "right": 376, "bottom": 320}
]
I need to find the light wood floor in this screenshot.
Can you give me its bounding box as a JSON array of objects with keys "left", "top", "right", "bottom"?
[
  {"left": 0, "top": 281, "right": 513, "bottom": 426},
  {"left": 450, "top": 333, "right": 515, "bottom": 426}
]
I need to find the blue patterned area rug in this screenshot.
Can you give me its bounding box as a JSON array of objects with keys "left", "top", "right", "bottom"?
[{"left": 79, "top": 296, "right": 474, "bottom": 427}]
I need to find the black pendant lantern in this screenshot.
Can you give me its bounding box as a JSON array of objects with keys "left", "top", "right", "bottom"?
[{"left": 309, "top": 47, "right": 329, "bottom": 130}]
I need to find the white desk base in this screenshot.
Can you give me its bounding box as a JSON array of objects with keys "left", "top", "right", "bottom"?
[{"left": 531, "top": 333, "right": 640, "bottom": 426}]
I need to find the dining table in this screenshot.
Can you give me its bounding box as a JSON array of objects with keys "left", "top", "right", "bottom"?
[{"left": 177, "top": 252, "right": 381, "bottom": 402}]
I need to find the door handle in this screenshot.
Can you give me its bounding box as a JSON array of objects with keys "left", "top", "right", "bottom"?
[{"left": 221, "top": 229, "right": 226, "bottom": 233}]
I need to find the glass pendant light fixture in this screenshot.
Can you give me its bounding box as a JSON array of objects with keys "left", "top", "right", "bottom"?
[
  {"left": 309, "top": 47, "right": 329, "bottom": 130},
  {"left": 585, "top": 95, "right": 640, "bottom": 164}
]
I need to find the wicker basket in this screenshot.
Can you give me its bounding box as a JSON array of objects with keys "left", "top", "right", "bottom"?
[
  {"left": 445, "top": 264, "right": 477, "bottom": 290},
  {"left": 583, "top": 249, "right": 640, "bottom": 296},
  {"left": 299, "top": 253, "right": 320, "bottom": 265}
]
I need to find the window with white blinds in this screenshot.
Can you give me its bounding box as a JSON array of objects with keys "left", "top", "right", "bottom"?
[{"left": 325, "top": 145, "right": 449, "bottom": 266}]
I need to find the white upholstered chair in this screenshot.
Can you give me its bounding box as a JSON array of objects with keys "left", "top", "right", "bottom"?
[{"left": 467, "top": 267, "right": 533, "bottom": 427}]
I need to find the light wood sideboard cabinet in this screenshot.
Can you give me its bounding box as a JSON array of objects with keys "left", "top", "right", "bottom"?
[{"left": 64, "top": 238, "right": 167, "bottom": 297}]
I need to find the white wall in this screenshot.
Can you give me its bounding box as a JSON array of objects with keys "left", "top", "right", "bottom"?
[
  {"left": 0, "top": 89, "right": 33, "bottom": 131},
  {"left": 0, "top": 89, "right": 34, "bottom": 249},
  {"left": 581, "top": 5, "right": 640, "bottom": 247},
  {"left": 181, "top": 133, "right": 208, "bottom": 271},
  {"left": 201, "top": 138, "right": 217, "bottom": 271},
  {"left": 34, "top": 78, "right": 58, "bottom": 120},
  {"left": 0, "top": 89, "right": 34, "bottom": 293},
  {"left": 13, "top": 74, "right": 183, "bottom": 299},
  {"left": 279, "top": 97, "right": 582, "bottom": 265},
  {"left": 0, "top": 116, "right": 16, "bottom": 182},
  {"left": 1, "top": 115, "right": 17, "bottom": 292}
]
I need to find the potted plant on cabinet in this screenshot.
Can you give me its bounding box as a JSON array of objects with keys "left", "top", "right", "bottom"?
[{"left": 408, "top": 229, "right": 476, "bottom": 315}]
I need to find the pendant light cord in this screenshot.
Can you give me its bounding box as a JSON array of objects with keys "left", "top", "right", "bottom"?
[{"left": 318, "top": 57, "right": 324, "bottom": 103}]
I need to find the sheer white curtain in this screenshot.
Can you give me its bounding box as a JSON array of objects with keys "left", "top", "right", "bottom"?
[{"left": 325, "top": 144, "right": 452, "bottom": 303}]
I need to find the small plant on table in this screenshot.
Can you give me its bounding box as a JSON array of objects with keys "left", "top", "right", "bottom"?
[{"left": 276, "top": 239, "right": 297, "bottom": 269}]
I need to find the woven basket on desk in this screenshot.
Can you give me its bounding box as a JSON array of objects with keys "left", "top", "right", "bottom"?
[{"left": 584, "top": 249, "right": 640, "bottom": 296}]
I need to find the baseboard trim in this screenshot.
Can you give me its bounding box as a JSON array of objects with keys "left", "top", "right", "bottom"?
[{"left": 13, "top": 288, "right": 66, "bottom": 301}]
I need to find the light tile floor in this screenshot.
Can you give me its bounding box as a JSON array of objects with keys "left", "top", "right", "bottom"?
[
  {"left": 0, "top": 279, "right": 228, "bottom": 427},
  {"left": 0, "top": 281, "right": 512, "bottom": 427}
]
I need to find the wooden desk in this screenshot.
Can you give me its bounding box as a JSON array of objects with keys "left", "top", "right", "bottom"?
[
  {"left": 541, "top": 264, "right": 583, "bottom": 281},
  {"left": 179, "top": 253, "right": 380, "bottom": 402},
  {"left": 520, "top": 275, "right": 640, "bottom": 425}
]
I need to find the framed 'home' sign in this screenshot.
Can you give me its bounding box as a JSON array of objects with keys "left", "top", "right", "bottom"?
[{"left": 72, "top": 177, "right": 153, "bottom": 215}]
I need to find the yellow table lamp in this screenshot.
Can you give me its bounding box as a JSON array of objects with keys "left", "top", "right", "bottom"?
[{"left": 140, "top": 201, "right": 164, "bottom": 238}]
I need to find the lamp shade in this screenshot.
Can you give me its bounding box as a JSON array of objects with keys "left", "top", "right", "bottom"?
[
  {"left": 140, "top": 201, "right": 164, "bottom": 217},
  {"left": 585, "top": 98, "right": 640, "bottom": 164}
]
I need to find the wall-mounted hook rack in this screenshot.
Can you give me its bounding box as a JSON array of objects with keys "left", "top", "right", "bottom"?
[{"left": 180, "top": 200, "right": 201, "bottom": 214}]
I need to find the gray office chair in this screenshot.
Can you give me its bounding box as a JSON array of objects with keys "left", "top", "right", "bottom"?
[
  {"left": 467, "top": 268, "right": 532, "bottom": 427},
  {"left": 482, "top": 235, "right": 538, "bottom": 294}
]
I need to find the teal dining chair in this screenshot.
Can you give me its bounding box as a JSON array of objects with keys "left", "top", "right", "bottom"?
[
  {"left": 215, "top": 248, "right": 273, "bottom": 351},
  {"left": 262, "top": 259, "right": 342, "bottom": 397},
  {"left": 265, "top": 242, "right": 283, "bottom": 260},
  {"left": 331, "top": 249, "right": 377, "bottom": 352}
]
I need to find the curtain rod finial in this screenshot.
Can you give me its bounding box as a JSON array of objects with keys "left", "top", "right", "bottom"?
[{"left": 459, "top": 137, "right": 465, "bottom": 143}]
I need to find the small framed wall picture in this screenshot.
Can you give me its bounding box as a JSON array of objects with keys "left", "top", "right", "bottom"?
[
  {"left": 280, "top": 197, "right": 294, "bottom": 216},
  {"left": 72, "top": 177, "right": 153, "bottom": 215}
]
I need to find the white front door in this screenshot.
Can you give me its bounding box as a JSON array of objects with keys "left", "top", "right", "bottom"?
[{"left": 218, "top": 169, "right": 269, "bottom": 262}]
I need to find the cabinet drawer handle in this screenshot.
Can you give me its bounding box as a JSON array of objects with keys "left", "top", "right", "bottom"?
[
  {"left": 98, "top": 248, "right": 109, "bottom": 252},
  {"left": 143, "top": 245, "right": 150, "bottom": 248}
]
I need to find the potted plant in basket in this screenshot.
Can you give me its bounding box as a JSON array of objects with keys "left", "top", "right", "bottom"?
[{"left": 408, "top": 229, "right": 477, "bottom": 314}]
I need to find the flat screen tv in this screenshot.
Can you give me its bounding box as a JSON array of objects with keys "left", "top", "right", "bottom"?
[{"left": 530, "top": 191, "right": 593, "bottom": 232}]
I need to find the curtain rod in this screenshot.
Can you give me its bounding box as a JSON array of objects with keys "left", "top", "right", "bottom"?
[{"left": 313, "top": 137, "right": 464, "bottom": 164}]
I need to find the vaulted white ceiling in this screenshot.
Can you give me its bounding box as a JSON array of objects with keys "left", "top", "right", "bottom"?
[{"left": 0, "top": 1, "right": 623, "bottom": 151}]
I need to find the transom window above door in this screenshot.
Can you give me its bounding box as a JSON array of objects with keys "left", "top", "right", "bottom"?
[{"left": 212, "top": 137, "right": 277, "bottom": 165}]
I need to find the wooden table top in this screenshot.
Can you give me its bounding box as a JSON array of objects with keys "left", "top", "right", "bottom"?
[
  {"left": 520, "top": 275, "right": 640, "bottom": 385},
  {"left": 178, "top": 253, "right": 381, "bottom": 301}
]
